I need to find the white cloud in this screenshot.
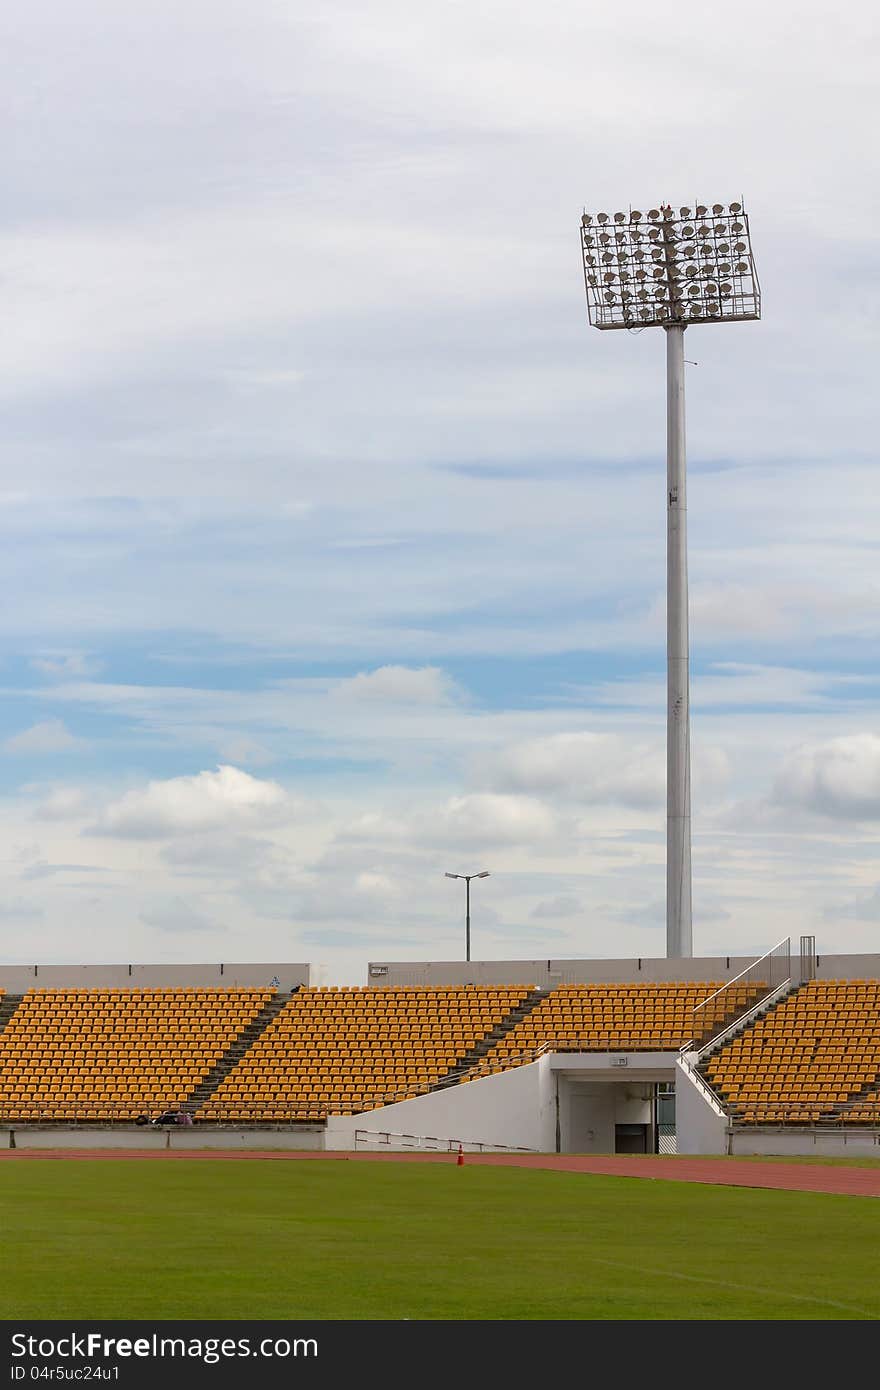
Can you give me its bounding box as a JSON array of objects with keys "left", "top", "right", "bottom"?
[
  {"left": 429, "top": 792, "right": 557, "bottom": 850},
  {"left": 140, "top": 898, "right": 222, "bottom": 934},
  {"left": 354, "top": 871, "right": 400, "bottom": 899},
  {"left": 225, "top": 367, "right": 306, "bottom": 390},
  {"left": 0, "top": 897, "right": 44, "bottom": 921},
  {"left": 332, "top": 665, "right": 464, "bottom": 706},
  {"left": 33, "top": 787, "right": 88, "bottom": 820},
  {"left": 772, "top": 734, "right": 880, "bottom": 820},
  {"left": 829, "top": 886, "right": 880, "bottom": 923},
  {"left": 476, "top": 732, "right": 665, "bottom": 809},
  {"left": 31, "top": 653, "right": 101, "bottom": 680},
  {"left": 339, "top": 790, "right": 558, "bottom": 852},
  {"left": 530, "top": 894, "right": 581, "bottom": 920},
  {"left": 216, "top": 736, "right": 275, "bottom": 768},
  {"left": 3, "top": 720, "right": 82, "bottom": 755},
  {"left": 91, "top": 765, "right": 290, "bottom": 838}
]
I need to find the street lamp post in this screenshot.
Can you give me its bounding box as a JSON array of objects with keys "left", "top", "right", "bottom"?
[
  {"left": 444, "top": 871, "right": 490, "bottom": 962},
  {"left": 579, "top": 199, "right": 760, "bottom": 958}
]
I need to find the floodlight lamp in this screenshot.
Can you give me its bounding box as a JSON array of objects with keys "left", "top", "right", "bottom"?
[
  {"left": 580, "top": 194, "right": 760, "bottom": 328},
  {"left": 729, "top": 201, "right": 742, "bottom": 213}
]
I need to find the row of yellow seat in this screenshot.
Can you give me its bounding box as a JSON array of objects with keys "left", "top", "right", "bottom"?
[
  {"left": 704, "top": 980, "right": 880, "bottom": 1124},
  {"left": 0, "top": 980, "right": 877, "bottom": 1126},
  {"left": 197, "top": 986, "right": 534, "bottom": 1121}
]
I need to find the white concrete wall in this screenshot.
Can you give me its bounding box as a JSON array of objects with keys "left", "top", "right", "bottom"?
[
  {"left": 368, "top": 956, "right": 773, "bottom": 988},
  {"left": 325, "top": 1058, "right": 556, "bottom": 1152},
  {"left": 367, "top": 953, "right": 880, "bottom": 988},
  {"left": 728, "top": 1130, "right": 880, "bottom": 1158},
  {"left": 366, "top": 960, "right": 553, "bottom": 987},
  {"left": 2, "top": 1126, "right": 325, "bottom": 1151},
  {"left": 563, "top": 1082, "right": 615, "bottom": 1153},
  {"left": 560, "top": 1076, "right": 655, "bottom": 1154},
  {"left": 810, "top": 954, "right": 880, "bottom": 981},
  {"left": 674, "top": 1055, "right": 729, "bottom": 1155},
  {"left": 0, "top": 963, "right": 310, "bottom": 991}
]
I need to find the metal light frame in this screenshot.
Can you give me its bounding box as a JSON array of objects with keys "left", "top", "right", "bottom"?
[
  {"left": 581, "top": 200, "right": 760, "bottom": 330},
  {"left": 579, "top": 198, "right": 761, "bottom": 960}
]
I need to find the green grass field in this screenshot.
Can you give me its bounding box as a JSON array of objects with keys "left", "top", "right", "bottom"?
[{"left": 1, "top": 1159, "right": 878, "bottom": 1320}]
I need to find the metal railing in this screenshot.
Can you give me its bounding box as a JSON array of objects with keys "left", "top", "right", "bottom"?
[
  {"left": 676, "top": 1049, "right": 729, "bottom": 1118},
  {"left": 727, "top": 1096, "right": 880, "bottom": 1129},
  {"left": 434, "top": 1041, "right": 553, "bottom": 1087},
  {"left": 682, "top": 937, "right": 791, "bottom": 1053},
  {"left": 0, "top": 1097, "right": 398, "bottom": 1127},
  {"left": 353, "top": 1128, "right": 538, "bottom": 1153},
  {"left": 442, "top": 1032, "right": 695, "bottom": 1089}
]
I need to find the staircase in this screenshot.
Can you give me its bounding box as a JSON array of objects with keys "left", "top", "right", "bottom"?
[
  {"left": 696, "top": 982, "right": 801, "bottom": 1067},
  {"left": 0, "top": 994, "right": 23, "bottom": 1036},
  {"left": 431, "top": 988, "right": 550, "bottom": 1091},
  {"left": 182, "top": 989, "right": 295, "bottom": 1114}
]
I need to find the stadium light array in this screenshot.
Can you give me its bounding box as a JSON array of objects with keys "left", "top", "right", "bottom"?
[
  {"left": 580, "top": 201, "right": 760, "bottom": 330},
  {"left": 579, "top": 198, "right": 761, "bottom": 960}
]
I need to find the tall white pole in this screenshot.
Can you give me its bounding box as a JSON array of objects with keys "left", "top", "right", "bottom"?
[{"left": 666, "top": 323, "right": 692, "bottom": 957}]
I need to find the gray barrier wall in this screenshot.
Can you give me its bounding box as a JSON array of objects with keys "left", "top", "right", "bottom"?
[
  {"left": 0, "top": 962, "right": 311, "bottom": 991},
  {"left": 366, "top": 953, "right": 880, "bottom": 987}
]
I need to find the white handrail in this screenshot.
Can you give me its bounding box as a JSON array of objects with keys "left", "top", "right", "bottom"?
[
  {"left": 681, "top": 977, "right": 793, "bottom": 1061},
  {"left": 353, "top": 1127, "right": 538, "bottom": 1153},
  {"left": 676, "top": 1050, "right": 728, "bottom": 1118},
  {"left": 692, "top": 937, "right": 790, "bottom": 1017}
]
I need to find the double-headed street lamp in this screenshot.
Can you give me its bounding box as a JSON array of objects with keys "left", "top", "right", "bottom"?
[
  {"left": 444, "top": 870, "right": 490, "bottom": 962},
  {"left": 580, "top": 199, "right": 761, "bottom": 959}
]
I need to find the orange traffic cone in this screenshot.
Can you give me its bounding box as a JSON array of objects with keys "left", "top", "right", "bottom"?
[{"left": 456, "top": 1144, "right": 464, "bottom": 1166}]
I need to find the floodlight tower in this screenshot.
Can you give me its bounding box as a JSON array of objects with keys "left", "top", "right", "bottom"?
[{"left": 579, "top": 200, "right": 760, "bottom": 958}]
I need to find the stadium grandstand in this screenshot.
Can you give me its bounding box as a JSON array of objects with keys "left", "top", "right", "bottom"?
[{"left": 0, "top": 937, "right": 878, "bottom": 1159}]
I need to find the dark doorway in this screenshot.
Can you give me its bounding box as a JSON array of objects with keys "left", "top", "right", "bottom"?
[{"left": 615, "top": 1123, "right": 648, "bottom": 1154}]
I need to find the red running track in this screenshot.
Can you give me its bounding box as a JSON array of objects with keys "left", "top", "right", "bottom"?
[{"left": 1, "top": 1147, "right": 878, "bottom": 1196}]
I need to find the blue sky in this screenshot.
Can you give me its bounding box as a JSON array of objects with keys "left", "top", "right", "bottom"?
[{"left": 2, "top": 0, "right": 880, "bottom": 982}]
